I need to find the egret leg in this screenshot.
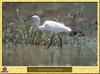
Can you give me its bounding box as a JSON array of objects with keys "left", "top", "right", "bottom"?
[
  {"left": 47, "top": 33, "right": 55, "bottom": 49},
  {"left": 58, "top": 34, "right": 62, "bottom": 49}
]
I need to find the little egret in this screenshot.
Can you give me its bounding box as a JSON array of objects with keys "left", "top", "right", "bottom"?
[{"left": 24, "top": 15, "right": 72, "bottom": 49}]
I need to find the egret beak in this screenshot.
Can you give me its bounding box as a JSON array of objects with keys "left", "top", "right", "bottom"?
[{"left": 24, "top": 17, "right": 32, "bottom": 22}]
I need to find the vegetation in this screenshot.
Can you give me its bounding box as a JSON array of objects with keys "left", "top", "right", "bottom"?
[{"left": 2, "top": 3, "right": 97, "bottom": 66}]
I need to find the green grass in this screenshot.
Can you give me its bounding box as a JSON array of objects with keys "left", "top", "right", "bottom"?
[
  {"left": 2, "top": 36, "right": 97, "bottom": 66},
  {"left": 2, "top": 3, "right": 97, "bottom": 66}
]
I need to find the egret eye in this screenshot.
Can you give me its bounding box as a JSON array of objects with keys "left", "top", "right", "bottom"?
[{"left": 34, "top": 17, "right": 37, "bottom": 20}]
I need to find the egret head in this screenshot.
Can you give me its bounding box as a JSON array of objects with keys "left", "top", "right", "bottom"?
[
  {"left": 24, "top": 15, "right": 40, "bottom": 22},
  {"left": 31, "top": 15, "right": 40, "bottom": 21}
]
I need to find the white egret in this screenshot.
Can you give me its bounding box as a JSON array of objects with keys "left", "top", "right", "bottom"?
[{"left": 24, "top": 15, "right": 72, "bottom": 49}]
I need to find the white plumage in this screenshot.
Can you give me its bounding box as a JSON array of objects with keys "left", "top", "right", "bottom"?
[
  {"left": 40, "top": 21, "right": 72, "bottom": 33},
  {"left": 25, "top": 15, "right": 72, "bottom": 49},
  {"left": 31, "top": 15, "right": 72, "bottom": 33}
]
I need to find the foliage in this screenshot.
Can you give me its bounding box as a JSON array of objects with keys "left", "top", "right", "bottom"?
[{"left": 2, "top": 3, "right": 97, "bottom": 66}]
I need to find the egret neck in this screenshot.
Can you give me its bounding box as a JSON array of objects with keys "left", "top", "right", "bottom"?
[{"left": 33, "top": 17, "right": 44, "bottom": 30}]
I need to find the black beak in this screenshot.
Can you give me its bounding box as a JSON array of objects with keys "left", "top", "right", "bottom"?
[{"left": 24, "top": 17, "right": 32, "bottom": 22}]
